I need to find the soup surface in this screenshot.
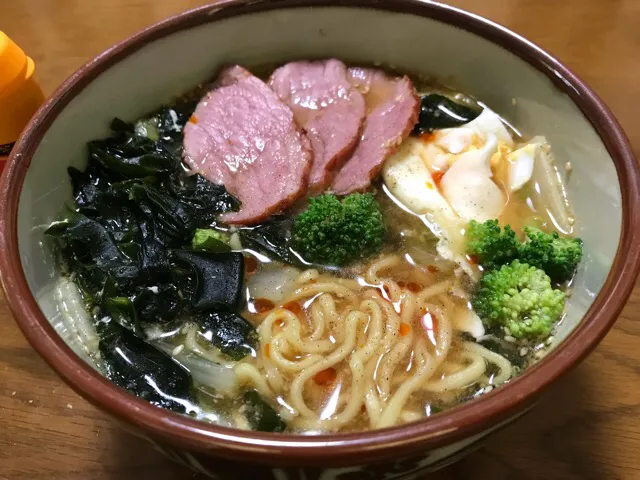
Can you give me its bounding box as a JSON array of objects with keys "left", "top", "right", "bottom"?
[{"left": 47, "top": 60, "right": 582, "bottom": 433}]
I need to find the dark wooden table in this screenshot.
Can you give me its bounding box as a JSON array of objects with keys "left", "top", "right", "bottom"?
[{"left": 1, "top": 1, "right": 639, "bottom": 479}]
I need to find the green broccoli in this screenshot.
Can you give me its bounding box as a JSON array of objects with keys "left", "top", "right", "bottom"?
[
  {"left": 465, "top": 220, "right": 519, "bottom": 269},
  {"left": 518, "top": 227, "right": 583, "bottom": 283},
  {"left": 191, "top": 229, "right": 231, "bottom": 252},
  {"left": 291, "top": 193, "right": 385, "bottom": 266},
  {"left": 473, "top": 260, "right": 565, "bottom": 340}
]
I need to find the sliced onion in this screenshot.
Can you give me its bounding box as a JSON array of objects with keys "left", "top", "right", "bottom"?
[{"left": 527, "top": 136, "right": 574, "bottom": 234}]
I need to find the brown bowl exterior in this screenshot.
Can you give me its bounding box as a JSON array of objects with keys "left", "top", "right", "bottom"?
[
  {"left": 115, "top": 416, "right": 501, "bottom": 479},
  {"left": 0, "top": 0, "right": 639, "bottom": 478}
]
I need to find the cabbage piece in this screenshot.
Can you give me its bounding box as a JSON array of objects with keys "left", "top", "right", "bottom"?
[
  {"left": 155, "top": 341, "right": 239, "bottom": 396},
  {"left": 191, "top": 228, "right": 231, "bottom": 252},
  {"left": 247, "top": 263, "right": 300, "bottom": 304},
  {"left": 55, "top": 278, "right": 100, "bottom": 356}
]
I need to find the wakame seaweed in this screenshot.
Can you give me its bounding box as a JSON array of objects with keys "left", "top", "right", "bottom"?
[
  {"left": 99, "top": 322, "right": 195, "bottom": 413},
  {"left": 239, "top": 216, "right": 307, "bottom": 268},
  {"left": 412, "top": 93, "right": 481, "bottom": 135},
  {"left": 200, "top": 312, "right": 258, "bottom": 361},
  {"left": 46, "top": 104, "right": 260, "bottom": 410},
  {"left": 170, "top": 250, "right": 245, "bottom": 311},
  {"left": 243, "top": 390, "right": 287, "bottom": 433}
]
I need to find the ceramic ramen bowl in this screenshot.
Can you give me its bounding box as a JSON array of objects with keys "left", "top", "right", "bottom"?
[{"left": 1, "top": 1, "right": 638, "bottom": 478}]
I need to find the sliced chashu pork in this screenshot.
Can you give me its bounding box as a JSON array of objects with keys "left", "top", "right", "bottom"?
[
  {"left": 183, "top": 66, "right": 312, "bottom": 225},
  {"left": 330, "top": 67, "right": 420, "bottom": 195},
  {"left": 269, "top": 59, "right": 365, "bottom": 194}
]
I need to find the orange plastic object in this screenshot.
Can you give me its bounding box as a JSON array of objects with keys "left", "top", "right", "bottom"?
[{"left": 0, "top": 31, "right": 45, "bottom": 151}]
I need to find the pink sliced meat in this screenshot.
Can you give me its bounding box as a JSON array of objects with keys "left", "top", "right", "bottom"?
[
  {"left": 330, "top": 68, "right": 420, "bottom": 195},
  {"left": 183, "top": 66, "right": 312, "bottom": 225},
  {"left": 269, "top": 59, "right": 365, "bottom": 193}
]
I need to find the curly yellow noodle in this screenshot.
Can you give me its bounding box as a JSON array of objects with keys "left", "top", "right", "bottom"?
[
  {"left": 289, "top": 282, "right": 359, "bottom": 304},
  {"left": 306, "top": 301, "right": 386, "bottom": 430},
  {"left": 282, "top": 312, "right": 335, "bottom": 354},
  {"left": 464, "top": 341, "right": 513, "bottom": 384},
  {"left": 296, "top": 269, "right": 320, "bottom": 284},
  {"left": 423, "top": 351, "right": 486, "bottom": 392},
  {"left": 316, "top": 294, "right": 344, "bottom": 343},
  {"left": 227, "top": 254, "right": 514, "bottom": 432},
  {"left": 183, "top": 324, "right": 235, "bottom": 367},
  {"left": 365, "top": 255, "right": 403, "bottom": 284},
  {"left": 288, "top": 310, "right": 364, "bottom": 418},
  {"left": 363, "top": 357, "right": 383, "bottom": 427},
  {"left": 269, "top": 334, "right": 323, "bottom": 373},
  {"left": 375, "top": 294, "right": 423, "bottom": 399},
  {"left": 234, "top": 362, "right": 273, "bottom": 398},
  {"left": 376, "top": 339, "right": 437, "bottom": 428},
  {"left": 308, "top": 300, "right": 326, "bottom": 341}
]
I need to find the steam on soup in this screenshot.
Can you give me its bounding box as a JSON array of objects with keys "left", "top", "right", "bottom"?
[{"left": 47, "top": 60, "right": 582, "bottom": 433}]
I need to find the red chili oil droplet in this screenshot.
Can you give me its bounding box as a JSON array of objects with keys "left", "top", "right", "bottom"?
[
  {"left": 427, "top": 265, "right": 439, "bottom": 274},
  {"left": 399, "top": 323, "right": 411, "bottom": 336},
  {"left": 254, "top": 298, "right": 275, "bottom": 314},
  {"left": 283, "top": 300, "right": 303, "bottom": 316},
  {"left": 314, "top": 367, "right": 337, "bottom": 385},
  {"left": 419, "top": 132, "right": 435, "bottom": 143},
  {"left": 432, "top": 171, "right": 445, "bottom": 185},
  {"left": 406, "top": 282, "right": 421, "bottom": 293},
  {"left": 188, "top": 115, "right": 199, "bottom": 124},
  {"left": 244, "top": 256, "right": 258, "bottom": 275}
]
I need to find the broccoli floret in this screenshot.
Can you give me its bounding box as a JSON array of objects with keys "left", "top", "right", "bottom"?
[
  {"left": 291, "top": 193, "right": 385, "bottom": 266},
  {"left": 191, "top": 229, "right": 231, "bottom": 252},
  {"left": 519, "top": 227, "right": 583, "bottom": 283},
  {"left": 465, "top": 220, "right": 519, "bottom": 269},
  {"left": 465, "top": 220, "right": 583, "bottom": 282},
  {"left": 473, "top": 260, "right": 565, "bottom": 340}
]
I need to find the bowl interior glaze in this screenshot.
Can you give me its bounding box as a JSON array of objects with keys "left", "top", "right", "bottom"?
[{"left": 2, "top": 0, "right": 637, "bottom": 466}]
